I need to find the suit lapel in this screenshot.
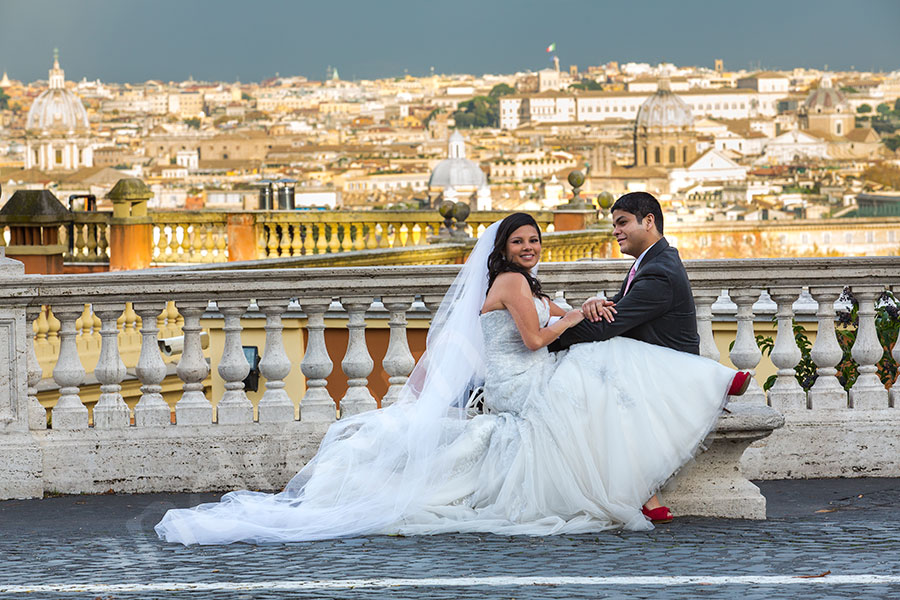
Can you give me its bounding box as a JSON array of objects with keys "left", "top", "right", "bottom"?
[{"left": 635, "top": 238, "right": 669, "bottom": 274}]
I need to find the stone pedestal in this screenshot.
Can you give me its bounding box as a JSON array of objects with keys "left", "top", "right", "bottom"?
[
  {"left": 226, "top": 213, "right": 259, "bottom": 262},
  {"left": 552, "top": 209, "right": 598, "bottom": 232},
  {"left": 107, "top": 178, "right": 154, "bottom": 271},
  {"left": 0, "top": 190, "right": 71, "bottom": 275},
  {"left": 665, "top": 403, "right": 784, "bottom": 519}
]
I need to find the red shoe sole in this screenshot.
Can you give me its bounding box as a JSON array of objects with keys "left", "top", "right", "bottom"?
[{"left": 728, "top": 371, "right": 752, "bottom": 396}]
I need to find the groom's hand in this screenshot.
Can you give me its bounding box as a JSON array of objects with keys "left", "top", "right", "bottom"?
[{"left": 582, "top": 298, "right": 616, "bottom": 323}]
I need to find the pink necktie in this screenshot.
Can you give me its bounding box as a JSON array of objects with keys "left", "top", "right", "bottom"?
[{"left": 624, "top": 264, "right": 636, "bottom": 294}]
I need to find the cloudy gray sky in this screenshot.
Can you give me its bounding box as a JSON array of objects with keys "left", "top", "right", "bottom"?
[{"left": 1, "top": 0, "right": 898, "bottom": 83}]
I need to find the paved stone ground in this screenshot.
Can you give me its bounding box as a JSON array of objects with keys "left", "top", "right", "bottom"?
[{"left": 1, "top": 479, "right": 899, "bottom": 599}]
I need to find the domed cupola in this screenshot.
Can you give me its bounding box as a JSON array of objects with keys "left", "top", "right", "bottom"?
[
  {"left": 635, "top": 77, "right": 694, "bottom": 131},
  {"left": 428, "top": 130, "right": 488, "bottom": 192},
  {"left": 633, "top": 77, "right": 697, "bottom": 168},
  {"left": 799, "top": 73, "right": 855, "bottom": 137},
  {"left": 24, "top": 50, "right": 94, "bottom": 171},
  {"left": 26, "top": 50, "right": 90, "bottom": 134}
]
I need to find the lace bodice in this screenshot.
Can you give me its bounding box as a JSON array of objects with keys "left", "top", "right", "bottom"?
[{"left": 479, "top": 297, "right": 553, "bottom": 414}]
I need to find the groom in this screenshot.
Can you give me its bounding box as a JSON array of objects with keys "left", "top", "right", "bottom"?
[
  {"left": 548, "top": 191, "right": 748, "bottom": 523},
  {"left": 548, "top": 191, "right": 699, "bottom": 355}
]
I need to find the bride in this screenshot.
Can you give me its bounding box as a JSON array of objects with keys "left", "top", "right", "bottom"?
[{"left": 156, "top": 213, "right": 737, "bottom": 545}]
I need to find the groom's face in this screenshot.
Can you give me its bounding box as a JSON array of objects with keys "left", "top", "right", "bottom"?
[{"left": 612, "top": 210, "right": 656, "bottom": 257}]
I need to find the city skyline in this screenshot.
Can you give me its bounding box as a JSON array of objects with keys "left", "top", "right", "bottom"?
[{"left": 1, "top": 0, "right": 899, "bottom": 84}]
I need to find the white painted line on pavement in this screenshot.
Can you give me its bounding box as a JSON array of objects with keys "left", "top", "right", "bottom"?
[{"left": 3, "top": 575, "right": 900, "bottom": 593}]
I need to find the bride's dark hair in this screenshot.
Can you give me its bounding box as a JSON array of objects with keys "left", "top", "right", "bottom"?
[{"left": 487, "top": 212, "right": 548, "bottom": 298}]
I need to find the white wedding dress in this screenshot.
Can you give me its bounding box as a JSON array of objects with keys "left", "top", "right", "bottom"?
[{"left": 156, "top": 296, "right": 735, "bottom": 544}]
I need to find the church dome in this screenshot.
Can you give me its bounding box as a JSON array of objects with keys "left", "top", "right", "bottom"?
[
  {"left": 428, "top": 130, "right": 487, "bottom": 189},
  {"left": 26, "top": 54, "right": 89, "bottom": 133},
  {"left": 635, "top": 78, "right": 693, "bottom": 130},
  {"left": 802, "top": 74, "right": 850, "bottom": 114}
]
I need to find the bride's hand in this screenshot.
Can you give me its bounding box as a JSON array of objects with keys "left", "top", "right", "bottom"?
[{"left": 562, "top": 309, "right": 585, "bottom": 327}]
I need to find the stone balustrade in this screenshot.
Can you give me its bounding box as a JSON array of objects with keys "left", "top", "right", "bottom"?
[{"left": 1, "top": 254, "right": 898, "bottom": 521}]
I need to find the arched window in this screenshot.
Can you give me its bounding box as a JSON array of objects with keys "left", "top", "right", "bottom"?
[
  {"left": 654, "top": 147, "right": 660, "bottom": 164},
  {"left": 683, "top": 147, "right": 687, "bottom": 163},
  {"left": 643, "top": 148, "right": 647, "bottom": 165},
  {"left": 669, "top": 147, "right": 676, "bottom": 163}
]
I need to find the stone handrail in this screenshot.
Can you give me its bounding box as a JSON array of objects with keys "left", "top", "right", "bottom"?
[
  {"left": 150, "top": 211, "right": 229, "bottom": 264},
  {"left": 1, "top": 256, "right": 898, "bottom": 514}
]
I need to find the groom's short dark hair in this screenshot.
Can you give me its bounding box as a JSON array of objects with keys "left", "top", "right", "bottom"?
[{"left": 611, "top": 192, "right": 664, "bottom": 235}]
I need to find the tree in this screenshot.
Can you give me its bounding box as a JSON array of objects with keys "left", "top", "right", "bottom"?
[
  {"left": 0, "top": 88, "right": 9, "bottom": 110},
  {"left": 488, "top": 83, "right": 515, "bottom": 99},
  {"left": 452, "top": 96, "right": 499, "bottom": 128},
  {"left": 857, "top": 103, "right": 872, "bottom": 114},
  {"left": 884, "top": 136, "right": 900, "bottom": 153},
  {"left": 183, "top": 117, "right": 201, "bottom": 129},
  {"left": 894, "top": 98, "right": 900, "bottom": 114},
  {"left": 569, "top": 79, "right": 604, "bottom": 91},
  {"left": 876, "top": 103, "right": 892, "bottom": 117}
]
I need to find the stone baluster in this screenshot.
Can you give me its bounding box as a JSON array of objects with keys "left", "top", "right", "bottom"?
[
  {"left": 849, "top": 286, "right": 889, "bottom": 409},
  {"left": 98, "top": 222, "right": 109, "bottom": 260},
  {"left": 257, "top": 298, "right": 295, "bottom": 423},
  {"left": 50, "top": 304, "right": 88, "bottom": 429},
  {"left": 728, "top": 289, "right": 765, "bottom": 403},
  {"left": 339, "top": 297, "right": 377, "bottom": 417},
  {"left": 381, "top": 297, "right": 416, "bottom": 407},
  {"left": 807, "top": 286, "right": 848, "bottom": 410},
  {"left": 290, "top": 225, "right": 303, "bottom": 257},
  {"left": 341, "top": 225, "right": 354, "bottom": 252},
  {"left": 299, "top": 298, "right": 335, "bottom": 421},
  {"left": 353, "top": 223, "right": 366, "bottom": 251},
  {"left": 265, "top": 224, "right": 279, "bottom": 258},
  {"left": 25, "top": 305, "right": 46, "bottom": 430},
  {"left": 191, "top": 225, "right": 204, "bottom": 261},
  {"left": 133, "top": 301, "right": 171, "bottom": 426},
  {"left": 174, "top": 300, "right": 212, "bottom": 424},
  {"left": 203, "top": 224, "right": 215, "bottom": 263},
  {"left": 328, "top": 224, "right": 341, "bottom": 253},
  {"left": 92, "top": 303, "right": 129, "bottom": 428},
  {"left": 215, "top": 300, "right": 253, "bottom": 424},
  {"left": 73, "top": 224, "right": 85, "bottom": 259},
  {"left": 693, "top": 288, "right": 720, "bottom": 362},
  {"left": 767, "top": 287, "right": 806, "bottom": 412},
  {"left": 278, "top": 224, "right": 291, "bottom": 257},
  {"left": 215, "top": 224, "right": 227, "bottom": 262},
  {"left": 365, "top": 225, "right": 378, "bottom": 250},
  {"left": 316, "top": 224, "right": 328, "bottom": 254},
  {"left": 303, "top": 225, "right": 316, "bottom": 255}
]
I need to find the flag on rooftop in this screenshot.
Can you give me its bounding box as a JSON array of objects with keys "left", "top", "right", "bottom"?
[{"left": 545, "top": 43, "right": 556, "bottom": 53}]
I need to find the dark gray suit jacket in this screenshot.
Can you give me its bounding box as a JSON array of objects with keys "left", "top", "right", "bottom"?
[{"left": 548, "top": 238, "right": 700, "bottom": 355}]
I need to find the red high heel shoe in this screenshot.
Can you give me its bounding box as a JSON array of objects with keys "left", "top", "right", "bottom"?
[
  {"left": 642, "top": 505, "right": 673, "bottom": 524},
  {"left": 728, "top": 371, "right": 752, "bottom": 396}
]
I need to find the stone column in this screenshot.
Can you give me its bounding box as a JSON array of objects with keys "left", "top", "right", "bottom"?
[
  {"left": 339, "top": 297, "right": 377, "bottom": 417},
  {"left": 257, "top": 298, "right": 295, "bottom": 423},
  {"left": 50, "top": 304, "right": 88, "bottom": 429},
  {"left": 807, "top": 286, "right": 848, "bottom": 410},
  {"left": 174, "top": 300, "right": 212, "bottom": 425},
  {"left": 381, "top": 296, "right": 415, "bottom": 407},
  {"left": 92, "top": 303, "right": 129, "bottom": 429},
  {"left": 299, "top": 298, "right": 335, "bottom": 422},
  {"left": 215, "top": 300, "right": 253, "bottom": 424},
  {"left": 133, "top": 301, "right": 171, "bottom": 426},
  {"left": 849, "top": 286, "right": 890, "bottom": 409},
  {"left": 767, "top": 288, "right": 806, "bottom": 412},
  {"left": 692, "top": 288, "right": 721, "bottom": 362},
  {"left": 728, "top": 288, "right": 764, "bottom": 404}
]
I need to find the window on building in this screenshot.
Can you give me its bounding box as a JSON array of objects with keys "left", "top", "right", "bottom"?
[
  {"left": 823, "top": 232, "right": 831, "bottom": 244},
  {"left": 889, "top": 231, "right": 896, "bottom": 243},
  {"left": 866, "top": 231, "right": 874, "bottom": 243},
  {"left": 836, "top": 122, "right": 842, "bottom": 135},
  {"left": 654, "top": 147, "right": 660, "bottom": 163},
  {"left": 643, "top": 148, "right": 647, "bottom": 164},
  {"left": 683, "top": 147, "right": 687, "bottom": 163},
  {"left": 669, "top": 147, "right": 675, "bottom": 163},
  {"left": 845, "top": 232, "right": 853, "bottom": 244},
  {"left": 55, "top": 149, "right": 63, "bottom": 164}
]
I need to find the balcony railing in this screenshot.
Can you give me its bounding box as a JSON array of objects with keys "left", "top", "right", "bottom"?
[{"left": 1, "top": 256, "right": 898, "bottom": 511}]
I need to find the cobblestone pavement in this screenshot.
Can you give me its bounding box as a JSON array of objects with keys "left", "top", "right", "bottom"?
[{"left": 1, "top": 479, "right": 899, "bottom": 599}]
